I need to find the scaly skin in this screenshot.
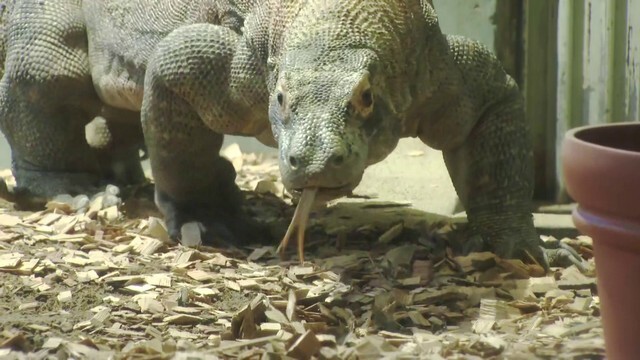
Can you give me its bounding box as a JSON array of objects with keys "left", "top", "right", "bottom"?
[{"left": 0, "top": 0, "right": 581, "bottom": 267}]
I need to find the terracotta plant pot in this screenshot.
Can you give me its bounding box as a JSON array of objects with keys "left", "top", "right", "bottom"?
[{"left": 562, "top": 122, "right": 640, "bottom": 360}]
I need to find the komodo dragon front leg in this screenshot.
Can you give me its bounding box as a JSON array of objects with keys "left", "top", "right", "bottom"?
[
  {"left": 141, "top": 23, "right": 270, "bottom": 245},
  {"left": 433, "top": 35, "right": 584, "bottom": 270},
  {"left": 441, "top": 84, "right": 546, "bottom": 265}
]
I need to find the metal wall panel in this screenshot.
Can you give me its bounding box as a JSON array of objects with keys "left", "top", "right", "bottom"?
[{"left": 555, "top": 0, "right": 640, "bottom": 200}]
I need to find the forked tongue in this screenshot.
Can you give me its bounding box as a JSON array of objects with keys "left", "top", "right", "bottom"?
[{"left": 277, "top": 187, "right": 318, "bottom": 263}]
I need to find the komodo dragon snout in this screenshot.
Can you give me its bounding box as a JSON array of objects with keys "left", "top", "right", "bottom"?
[{"left": 270, "top": 56, "right": 390, "bottom": 201}]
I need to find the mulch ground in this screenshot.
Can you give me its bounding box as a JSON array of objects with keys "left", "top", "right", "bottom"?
[{"left": 0, "top": 146, "right": 604, "bottom": 359}]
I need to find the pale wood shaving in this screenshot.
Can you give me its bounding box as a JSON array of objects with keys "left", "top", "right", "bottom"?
[{"left": 0, "top": 152, "right": 604, "bottom": 359}]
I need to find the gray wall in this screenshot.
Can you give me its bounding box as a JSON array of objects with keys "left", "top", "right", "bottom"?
[
  {"left": 434, "top": 0, "right": 496, "bottom": 49},
  {"left": 555, "top": 0, "right": 640, "bottom": 198},
  {"left": 0, "top": 134, "right": 7, "bottom": 168}
]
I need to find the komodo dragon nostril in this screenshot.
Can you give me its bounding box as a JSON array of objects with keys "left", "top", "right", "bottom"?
[
  {"left": 330, "top": 154, "right": 345, "bottom": 167},
  {"left": 288, "top": 155, "right": 299, "bottom": 169}
]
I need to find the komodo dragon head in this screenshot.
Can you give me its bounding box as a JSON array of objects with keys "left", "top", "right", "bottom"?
[{"left": 267, "top": 0, "right": 435, "bottom": 203}]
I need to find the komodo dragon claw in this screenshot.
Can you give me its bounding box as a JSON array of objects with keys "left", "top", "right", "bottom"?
[
  {"left": 464, "top": 233, "right": 587, "bottom": 272},
  {"left": 540, "top": 238, "right": 589, "bottom": 272}
]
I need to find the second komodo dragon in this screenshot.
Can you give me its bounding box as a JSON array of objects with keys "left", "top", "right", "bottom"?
[{"left": 0, "top": 0, "right": 582, "bottom": 268}]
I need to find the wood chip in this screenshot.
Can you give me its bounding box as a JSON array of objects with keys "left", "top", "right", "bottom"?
[
  {"left": 0, "top": 214, "right": 20, "bottom": 227},
  {"left": 76, "top": 270, "right": 100, "bottom": 283},
  {"left": 18, "top": 302, "right": 39, "bottom": 311},
  {"left": 145, "top": 217, "right": 170, "bottom": 243},
  {"left": 254, "top": 180, "right": 280, "bottom": 196},
  {"left": 454, "top": 252, "right": 497, "bottom": 273},
  {"left": 0, "top": 253, "right": 22, "bottom": 268},
  {"left": 259, "top": 322, "right": 282, "bottom": 333},
  {"left": 145, "top": 273, "right": 172, "bottom": 287},
  {"left": 221, "top": 143, "right": 244, "bottom": 171},
  {"left": 289, "top": 266, "right": 314, "bottom": 277},
  {"left": 132, "top": 236, "right": 164, "bottom": 255},
  {"left": 172, "top": 306, "right": 203, "bottom": 314},
  {"left": 192, "top": 287, "right": 220, "bottom": 297},
  {"left": 224, "top": 280, "right": 241, "bottom": 292},
  {"left": 57, "top": 291, "right": 72, "bottom": 303},
  {"left": 173, "top": 250, "right": 195, "bottom": 265},
  {"left": 168, "top": 328, "right": 199, "bottom": 340},
  {"left": 287, "top": 330, "right": 321, "bottom": 360},
  {"left": 164, "top": 314, "right": 203, "bottom": 325},
  {"left": 378, "top": 222, "right": 403, "bottom": 244},
  {"left": 42, "top": 338, "right": 64, "bottom": 349},
  {"left": 528, "top": 276, "right": 559, "bottom": 293},
  {"left": 123, "top": 284, "right": 155, "bottom": 294},
  {"left": 558, "top": 265, "right": 596, "bottom": 290},
  {"left": 238, "top": 279, "right": 260, "bottom": 290},
  {"left": 247, "top": 246, "right": 273, "bottom": 262},
  {"left": 0, "top": 158, "right": 602, "bottom": 359},
  {"left": 50, "top": 234, "right": 92, "bottom": 243},
  {"left": 138, "top": 297, "right": 164, "bottom": 314},
  {"left": 90, "top": 308, "right": 110, "bottom": 327},
  {"left": 187, "top": 269, "right": 215, "bottom": 282},
  {"left": 37, "top": 213, "right": 63, "bottom": 226}
]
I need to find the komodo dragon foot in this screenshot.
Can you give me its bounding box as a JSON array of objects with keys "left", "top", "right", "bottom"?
[
  {"left": 154, "top": 175, "right": 268, "bottom": 248},
  {"left": 2, "top": 169, "right": 124, "bottom": 212},
  {"left": 0, "top": 117, "right": 146, "bottom": 211},
  {"left": 464, "top": 234, "right": 587, "bottom": 271},
  {"left": 539, "top": 238, "right": 589, "bottom": 272}
]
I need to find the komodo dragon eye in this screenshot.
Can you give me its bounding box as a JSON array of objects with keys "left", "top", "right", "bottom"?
[
  {"left": 361, "top": 89, "right": 373, "bottom": 108},
  {"left": 277, "top": 92, "right": 284, "bottom": 106},
  {"left": 349, "top": 85, "right": 374, "bottom": 119}
]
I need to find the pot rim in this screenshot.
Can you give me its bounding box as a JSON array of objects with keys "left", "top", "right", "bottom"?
[{"left": 564, "top": 121, "right": 640, "bottom": 157}]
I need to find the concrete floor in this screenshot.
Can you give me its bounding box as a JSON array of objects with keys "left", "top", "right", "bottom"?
[
  {"left": 0, "top": 134, "right": 8, "bottom": 169},
  {"left": 347, "top": 138, "right": 460, "bottom": 216},
  {"left": 0, "top": 131, "right": 460, "bottom": 216}
]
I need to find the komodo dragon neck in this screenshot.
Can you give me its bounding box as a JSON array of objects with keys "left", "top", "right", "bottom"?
[{"left": 393, "top": 1, "right": 467, "bottom": 149}]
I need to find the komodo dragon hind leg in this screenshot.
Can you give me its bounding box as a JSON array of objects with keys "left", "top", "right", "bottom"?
[
  {"left": 0, "top": 0, "right": 113, "bottom": 207},
  {"left": 442, "top": 95, "right": 585, "bottom": 271},
  {"left": 0, "top": 0, "right": 146, "bottom": 210},
  {"left": 141, "top": 24, "right": 269, "bottom": 247}
]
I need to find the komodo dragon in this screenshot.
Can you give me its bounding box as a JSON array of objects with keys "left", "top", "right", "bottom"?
[{"left": 0, "top": 0, "right": 583, "bottom": 269}]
